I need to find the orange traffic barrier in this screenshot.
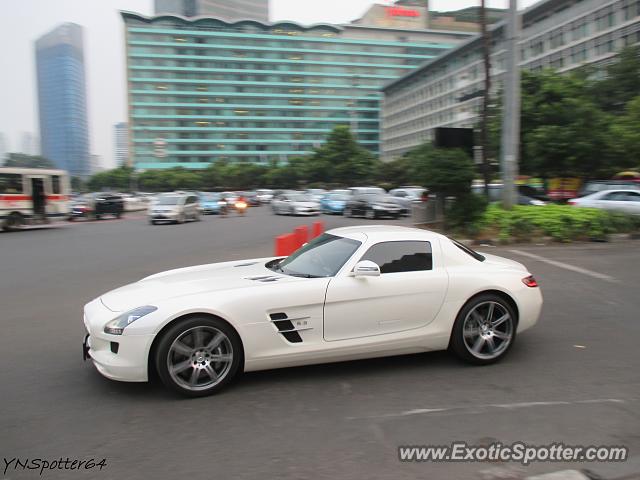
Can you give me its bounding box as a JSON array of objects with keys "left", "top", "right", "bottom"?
[
  {"left": 294, "top": 225, "right": 309, "bottom": 249},
  {"left": 312, "top": 221, "right": 324, "bottom": 238},
  {"left": 274, "top": 233, "right": 297, "bottom": 256}
]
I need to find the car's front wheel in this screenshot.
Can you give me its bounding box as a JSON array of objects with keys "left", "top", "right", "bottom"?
[
  {"left": 449, "top": 294, "right": 516, "bottom": 365},
  {"left": 155, "top": 316, "right": 243, "bottom": 397}
]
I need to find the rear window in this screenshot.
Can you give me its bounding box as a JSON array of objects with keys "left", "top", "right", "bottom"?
[{"left": 450, "top": 238, "right": 485, "bottom": 262}]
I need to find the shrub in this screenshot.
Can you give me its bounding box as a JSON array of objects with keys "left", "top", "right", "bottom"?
[
  {"left": 472, "top": 204, "right": 639, "bottom": 242},
  {"left": 446, "top": 193, "right": 488, "bottom": 237}
]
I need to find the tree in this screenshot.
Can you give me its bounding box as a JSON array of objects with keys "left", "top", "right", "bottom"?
[
  {"left": 489, "top": 70, "right": 614, "bottom": 179},
  {"left": 404, "top": 143, "right": 475, "bottom": 196},
  {"left": 310, "top": 125, "right": 377, "bottom": 186},
  {"left": 610, "top": 96, "right": 640, "bottom": 170},
  {"left": 4, "top": 153, "right": 55, "bottom": 169},
  {"left": 590, "top": 45, "right": 640, "bottom": 114}
]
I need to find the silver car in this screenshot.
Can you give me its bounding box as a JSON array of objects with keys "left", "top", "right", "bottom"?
[
  {"left": 271, "top": 193, "right": 320, "bottom": 216},
  {"left": 149, "top": 193, "right": 201, "bottom": 224},
  {"left": 569, "top": 189, "right": 640, "bottom": 215},
  {"left": 389, "top": 187, "right": 426, "bottom": 216}
]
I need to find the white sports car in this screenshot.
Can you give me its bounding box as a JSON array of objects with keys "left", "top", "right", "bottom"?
[{"left": 82, "top": 226, "right": 542, "bottom": 397}]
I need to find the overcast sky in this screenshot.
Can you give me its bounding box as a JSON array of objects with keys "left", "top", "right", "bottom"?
[{"left": 0, "top": 0, "right": 539, "bottom": 169}]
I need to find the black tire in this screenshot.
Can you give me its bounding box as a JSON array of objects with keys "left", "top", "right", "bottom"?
[
  {"left": 155, "top": 316, "right": 243, "bottom": 397},
  {"left": 344, "top": 207, "right": 352, "bottom": 218},
  {"left": 2, "top": 212, "right": 23, "bottom": 231},
  {"left": 150, "top": 220, "right": 157, "bottom": 225},
  {"left": 365, "top": 209, "right": 376, "bottom": 220},
  {"left": 449, "top": 293, "right": 517, "bottom": 365}
]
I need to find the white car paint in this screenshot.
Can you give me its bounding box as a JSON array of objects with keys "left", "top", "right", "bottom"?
[
  {"left": 271, "top": 193, "right": 320, "bottom": 216},
  {"left": 569, "top": 189, "right": 640, "bottom": 215},
  {"left": 83, "top": 226, "right": 542, "bottom": 388}
]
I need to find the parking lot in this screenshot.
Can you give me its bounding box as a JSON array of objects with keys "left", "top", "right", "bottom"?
[{"left": 1, "top": 207, "right": 639, "bottom": 479}]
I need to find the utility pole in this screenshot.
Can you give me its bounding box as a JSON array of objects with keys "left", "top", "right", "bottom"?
[
  {"left": 480, "top": 0, "right": 492, "bottom": 197},
  {"left": 500, "top": 0, "right": 520, "bottom": 209}
]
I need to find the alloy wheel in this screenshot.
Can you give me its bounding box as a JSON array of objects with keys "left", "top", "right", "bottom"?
[
  {"left": 167, "top": 326, "right": 234, "bottom": 392},
  {"left": 462, "top": 301, "right": 514, "bottom": 360}
]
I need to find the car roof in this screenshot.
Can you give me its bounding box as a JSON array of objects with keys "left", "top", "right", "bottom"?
[
  {"left": 328, "top": 225, "right": 446, "bottom": 242},
  {"left": 595, "top": 189, "right": 640, "bottom": 195}
]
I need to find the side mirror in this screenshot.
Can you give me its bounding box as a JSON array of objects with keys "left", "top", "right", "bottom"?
[{"left": 353, "top": 260, "right": 381, "bottom": 277}]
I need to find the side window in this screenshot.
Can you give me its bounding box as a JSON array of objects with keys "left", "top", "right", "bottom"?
[
  {"left": 627, "top": 192, "right": 640, "bottom": 202},
  {"left": 395, "top": 191, "right": 407, "bottom": 197},
  {"left": 602, "top": 192, "right": 623, "bottom": 201},
  {"left": 0, "top": 174, "right": 23, "bottom": 194},
  {"left": 360, "top": 241, "right": 433, "bottom": 274},
  {"left": 51, "top": 176, "right": 61, "bottom": 194}
]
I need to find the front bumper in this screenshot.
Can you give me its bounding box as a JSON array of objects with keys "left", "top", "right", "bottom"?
[
  {"left": 150, "top": 212, "right": 178, "bottom": 221},
  {"left": 83, "top": 299, "right": 154, "bottom": 382}
]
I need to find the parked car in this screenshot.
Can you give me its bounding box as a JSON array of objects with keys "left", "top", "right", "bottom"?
[
  {"left": 255, "top": 189, "right": 274, "bottom": 204},
  {"left": 344, "top": 193, "right": 402, "bottom": 219},
  {"left": 82, "top": 225, "right": 542, "bottom": 396},
  {"left": 568, "top": 189, "right": 640, "bottom": 215},
  {"left": 471, "top": 184, "right": 547, "bottom": 205},
  {"left": 198, "top": 192, "right": 222, "bottom": 215},
  {"left": 244, "top": 191, "right": 261, "bottom": 207},
  {"left": 348, "top": 186, "right": 386, "bottom": 196},
  {"left": 305, "top": 188, "right": 327, "bottom": 202},
  {"left": 70, "top": 193, "right": 124, "bottom": 221},
  {"left": 271, "top": 193, "right": 320, "bottom": 216},
  {"left": 389, "top": 187, "right": 426, "bottom": 216},
  {"left": 577, "top": 180, "right": 640, "bottom": 198},
  {"left": 149, "top": 193, "right": 201, "bottom": 224},
  {"left": 320, "top": 192, "right": 350, "bottom": 215}
]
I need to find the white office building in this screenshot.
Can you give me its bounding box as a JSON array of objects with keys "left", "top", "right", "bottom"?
[{"left": 381, "top": 0, "right": 640, "bottom": 161}]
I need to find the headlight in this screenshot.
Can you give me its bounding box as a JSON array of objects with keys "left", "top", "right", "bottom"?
[{"left": 104, "top": 305, "right": 157, "bottom": 335}]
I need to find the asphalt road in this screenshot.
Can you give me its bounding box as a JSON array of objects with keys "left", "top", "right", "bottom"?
[{"left": 1, "top": 207, "right": 639, "bottom": 480}]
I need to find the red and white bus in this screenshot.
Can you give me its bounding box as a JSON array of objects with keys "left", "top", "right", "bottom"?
[{"left": 0, "top": 167, "right": 71, "bottom": 231}]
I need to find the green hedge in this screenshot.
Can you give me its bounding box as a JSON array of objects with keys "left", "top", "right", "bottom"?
[{"left": 477, "top": 204, "right": 640, "bottom": 242}]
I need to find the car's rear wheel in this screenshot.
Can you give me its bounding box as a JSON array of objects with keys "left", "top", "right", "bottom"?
[
  {"left": 449, "top": 294, "right": 516, "bottom": 365},
  {"left": 344, "top": 207, "right": 352, "bottom": 218},
  {"left": 365, "top": 209, "right": 376, "bottom": 220},
  {"left": 155, "top": 316, "right": 243, "bottom": 397}
]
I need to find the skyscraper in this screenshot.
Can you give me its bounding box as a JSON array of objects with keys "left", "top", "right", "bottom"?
[
  {"left": 154, "top": 0, "right": 269, "bottom": 22},
  {"left": 35, "top": 23, "right": 90, "bottom": 177},
  {"left": 0, "top": 133, "right": 7, "bottom": 165},
  {"left": 114, "top": 122, "right": 129, "bottom": 167}
]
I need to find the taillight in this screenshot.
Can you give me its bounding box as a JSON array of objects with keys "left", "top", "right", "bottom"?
[{"left": 522, "top": 275, "right": 538, "bottom": 287}]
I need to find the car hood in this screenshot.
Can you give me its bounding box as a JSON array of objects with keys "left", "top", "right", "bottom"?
[
  {"left": 100, "top": 257, "right": 288, "bottom": 312},
  {"left": 293, "top": 201, "right": 319, "bottom": 208}
]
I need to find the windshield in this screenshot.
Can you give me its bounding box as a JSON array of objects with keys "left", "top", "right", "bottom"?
[
  {"left": 327, "top": 194, "right": 349, "bottom": 201},
  {"left": 157, "top": 196, "right": 181, "bottom": 205},
  {"left": 291, "top": 194, "right": 312, "bottom": 202},
  {"left": 200, "top": 193, "right": 220, "bottom": 201},
  {"left": 271, "top": 233, "right": 361, "bottom": 278}
]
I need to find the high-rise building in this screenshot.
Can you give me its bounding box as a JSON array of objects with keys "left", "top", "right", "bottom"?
[
  {"left": 154, "top": 0, "right": 269, "bottom": 22},
  {"left": 0, "top": 133, "right": 7, "bottom": 164},
  {"left": 381, "top": 0, "right": 640, "bottom": 161},
  {"left": 122, "top": 12, "right": 471, "bottom": 169},
  {"left": 114, "top": 122, "right": 129, "bottom": 167},
  {"left": 35, "top": 23, "right": 90, "bottom": 177}
]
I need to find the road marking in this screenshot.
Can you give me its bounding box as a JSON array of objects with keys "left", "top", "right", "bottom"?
[
  {"left": 347, "top": 398, "right": 627, "bottom": 420},
  {"left": 508, "top": 249, "right": 618, "bottom": 283}
]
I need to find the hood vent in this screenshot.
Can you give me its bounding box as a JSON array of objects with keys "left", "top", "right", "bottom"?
[
  {"left": 247, "top": 275, "right": 282, "bottom": 282},
  {"left": 234, "top": 261, "right": 259, "bottom": 267}
]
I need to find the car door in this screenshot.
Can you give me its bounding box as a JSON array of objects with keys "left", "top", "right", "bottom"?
[
  {"left": 323, "top": 240, "right": 449, "bottom": 341},
  {"left": 621, "top": 191, "right": 640, "bottom": 215}
]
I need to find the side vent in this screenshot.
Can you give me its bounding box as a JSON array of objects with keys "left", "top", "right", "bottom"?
[
  {"left": 269, "top": 312, "right": 312, "bottom": 343},
  {"left": 234, "top": 261, "right": 259, "bottom": 267},
  {"left": 247, "top": 276, "right": 283, "bottom": 283}
]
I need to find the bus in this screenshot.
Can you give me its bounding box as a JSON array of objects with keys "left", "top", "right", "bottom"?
[{"left": 0, "top": 167, "right": 71, "bottom": 231}]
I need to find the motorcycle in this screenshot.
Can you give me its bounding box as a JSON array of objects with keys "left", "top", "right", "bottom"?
[{"left": 235, "top": 200, "right": 248, "bottom": 216}]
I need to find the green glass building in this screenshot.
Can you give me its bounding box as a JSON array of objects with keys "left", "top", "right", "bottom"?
[{"left": 122, "top": 12, "right": 471, "bottom": 169}]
